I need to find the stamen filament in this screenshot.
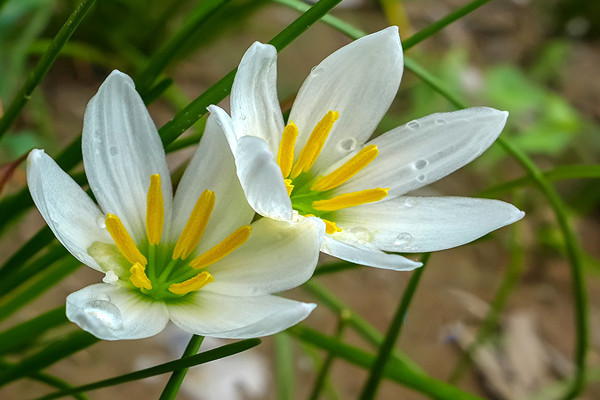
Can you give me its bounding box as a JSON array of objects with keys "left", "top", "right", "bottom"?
[
  {"left": 290, "top": 110, "right": 339, "bottom": 178},
  {"left": 312, "top": 188, "right": 389, "bottom": 212},
  {"left": 146, "top": 174, "right": 164, "bottom": 245},
  {"left": 130, "top": 262, "right": 152, "bottom": 290},
  {"left": 311, "top": 145, "right": 379, "bottom": 192},
  {"left": 105, "top": 214, "right": 147, "bottom": 266},
  {"left": 277, "top": 121, "right": 298, "bottom": 178},
  {"left": 168, "top": 271, "right": 214, "bottom": 295},
  {"left": 173, "top": 190, "right": 215, "bottom": 260},
  {"left": 190, "top": 225, "right": 252, "bottom": 269}
]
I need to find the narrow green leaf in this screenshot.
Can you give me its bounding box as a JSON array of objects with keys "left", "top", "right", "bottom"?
[
  {"left": 0, "top": 227, "right": 55, "bottom": 278},
  {"left": 0, "top": 331, "right": 99, "bottom": 387},
  {"left": 0, "top": 306, "right": 68, "bottom": 356},
  {"left": 36, "top": 338, "right": 261, "bottom": 400},
  {"left": 275, "top": 332, "right": 295, "bottom": 400},
  {"left": 0, "top": 257, "right": 80, "bottom": 323},
  {"left": 290, "top": 325, "right": 483, "bottom": 400},
  {"left": 0, "top": 0, "right": 97, "bottom": 140},
  {"left": 313, "top": 260, "right": 360, "bottom": 276},
  {"left": 158, "top": 335, "right": 204, "bottom": 400},
  {"left": 135, "top": 0, "right": 231, "bottom": 93}
]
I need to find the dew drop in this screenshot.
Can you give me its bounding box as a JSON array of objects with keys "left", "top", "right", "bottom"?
[
  {"left": 310, "top": 66, "right": 324, "bottom": 76},
  {"left": 96, "top": 215, "right": 106, "bottom": 229},
  {"left": 240, "top": 115, "right": 247, "bottom": 120},
  {"left": 416, "top": 174, "right": 426, "bottom": 182},
  {"left": 337, "top": 137, "right": 357, "bottom": 152},
  {"left": 84, "top": 299, "right": 123, "bottom": 331},
  {"left": 414, "top": 159, "right": 428, "bottom": 170},
  {"left": 109, "top": 146, "right": 118, "bottom": 156},
  {"left": 394, "top": 232, "right": 414, "bottom": 246},
  {"left": 403, "top": 198, "right": 417, "bottom": 208},
  {"left": 350, "top": 227, "right": 374, "bottom": 243},
  {"left": 407, "top": 120, "right": 421, "bottom": 130},
  {"left": 434, "top": 119, "right": 446, "bottom": 125}
]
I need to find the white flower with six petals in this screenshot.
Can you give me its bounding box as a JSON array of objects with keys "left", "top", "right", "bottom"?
[
  {"left": 27, "top": 71, "right": 324, "bottom": 340},
  {"left": 210, "top": 26, "right": 525, "bottom": 270}
]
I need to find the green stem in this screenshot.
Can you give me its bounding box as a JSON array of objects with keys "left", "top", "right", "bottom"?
[
  {"left": 308, "top": 310, "right": 349, "bottom": 400},
  {"left": 313, "top": 260, "right": 360, "bottom": 276},
  {"left": 358, "top": 253, "right": 431, "bottom": 400},
  {"left": 158, "top": 335, "right": 205, "bottom": 400},
  {"left": 0, "top": 0, "right": 97, "bottom": 140},
  {"left": 448, "top": 219, "right": 526, "bottom": 382},
  {"left": 275, "top": 332, "right": 295, "bottom": 400},
  {"left": 36, "top": 339, "right": 261, "bottom": 400}
]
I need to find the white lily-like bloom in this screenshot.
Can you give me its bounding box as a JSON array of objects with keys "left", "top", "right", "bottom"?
[
  {"left": 27, "top": 71, "right": 324, "bottom": 340},
  {"left": 210, "top": 26, "right": 525, "bottom": 271}
]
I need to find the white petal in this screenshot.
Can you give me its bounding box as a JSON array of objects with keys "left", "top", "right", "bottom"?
[
  {"left": 289, "top": 27, "right": 403, "bottom": 173},
  {"left": 338, "top": 107, "right": 509, "bottom": 197},
  {"left": 231, "top": 42, "right": 284, "bottom": 151},
  {"left": 170, "top": 112, "right": 254, "bottom": 253},
  {"left": 66, "top": 283, "right": 169, "bottom": 340},
  {"left": 82, "top": 70, "right": 173, "bottom": 242},
  {"left": 321, "top": 235, "right": 422, "bottom": 271},
  {"left": 234, "top": 135, "right": 292, "bottom": 220},
  {"left": 207, "top": 105, "right": 239, "bottom": 153},
  {"left": 27, "top": 149, "right": 111, "bottom": 272},
  {"left": 335, "top": 196, "right": 525, "bottom": 253},
  {"left": 207, "top": 217, "right": 324, "bottom": 296},
  {"left": 168, "top": 292, "right": 315, "bottom": 339}
]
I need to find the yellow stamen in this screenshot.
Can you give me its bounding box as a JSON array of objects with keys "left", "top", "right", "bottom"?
[
  {"left": 311, "top": 145, "right": 379, "bottom": 192},
  {"left": 105, "top": 214, "right": 147, "bottom": 266},
  {"left": 323, "top": 219, "right": 342, "bottom": 234},
  {"left": 190, "top": 225, "right": 252, "bottom": 269},
  {"left": 284, "top": 178, "right": 294, "bottom": 196},
  {"left": 277, "top": 121, "right": 298, "bottom": 178},
  {"left": 146, "top": 174, "right": 164, "bottom": 245},
  {"left": 130, "top": 262, "right": 152, "bottom": 290},
  {"left": 312, "top": 188, "right": 389, "bottom": 212},
  {"left": 168, "top": 271, "right": 214, "bottom": 295},
  {"left": 172, "top": 190, "right": 215, "bottom": 260},
  {"left": 290, "top": 110, "right": 339, "bottom": 178}
]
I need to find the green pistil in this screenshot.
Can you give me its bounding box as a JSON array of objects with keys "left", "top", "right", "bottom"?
[{"left": 288, "top": 171, "right": 334, "bottom": 220}]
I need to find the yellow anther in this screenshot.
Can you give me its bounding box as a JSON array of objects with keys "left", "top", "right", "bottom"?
[
  {"left": 284, "top": 178, "right": 294, "bottom": 196},
  {"left": 312, "top": 188, "right": 389, "bottom": 212},
  {"left": 311, "top": 145, "right": 379, "bottom": 192},
  {"left": 105, "top": 214, "right": 147, "bottom": 266},
  {"left": 290, "top": 110, "right": 339, "bottom": 178},
  {"left": 190, "top": 225, "right": 252, "bottom": 269},
  {"left": 168, "top": 271, "right": 214, "bottom": 295},
  {"left": 277, "top": 121, "right": 298, "bottom": 178},
  {"left": 146, "top": 174, "right": 164, "bottom": 245},
  {"left": 173, "top": 190, "right": 215, "bottom": 260},
  {"left": 323, "top": 219, "right": 342, "bottom": 234},
  {"left": 130, "top": 262, "right": 152, "bottom": 290}
]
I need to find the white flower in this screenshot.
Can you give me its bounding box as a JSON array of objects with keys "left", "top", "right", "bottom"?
[
  {"left": 27, "top": 71, "right": 324, "bottom": 340},
  {"left": 210, "top": 26, "right": 525, "bottom": 271}
]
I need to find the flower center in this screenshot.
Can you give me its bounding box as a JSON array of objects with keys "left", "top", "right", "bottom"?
[
  {"left": 97, "top": 174, "right": 252, "bottom": 301},
  {"left": 276, "top": 111, "right": 388, "bottom": 234}
]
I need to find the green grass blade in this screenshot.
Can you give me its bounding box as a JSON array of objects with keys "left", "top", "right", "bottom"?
[
  {"left": 358, "top": 253, "right": 431, "bottom": 400},
  {"left": 0, "top": 227, "right": 55, "bottom": 278},
  {"left": 275, "top": 332, "right": 295, "bottom": 400},
  {"left": 158, "top": 335, "right": 204, "bottom": 400},
  {"left": 36, "top": 338, "right": 261, "bottom": 400},
  {"left": 290, "top": 325, "right": 483, "bottom": 400},
  {"left": 313, "top": 260, "right": 361, "bottom": 276},
  {"left": 0, "top": 331, "right": 100, "bottom": 387},
  {"left": 135, "top": 0, "right": 231, "bottom": 93},
  {"left": 0, "top": 257, "right": 80, "bottom": 323},
  {"left": 0, "top": 306, "right": 68, "bottom": 356},
  {"left": 0, "top": 0, "right": 97, "bottom": 140}
]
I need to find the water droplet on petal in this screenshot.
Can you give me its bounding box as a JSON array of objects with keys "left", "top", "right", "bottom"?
[
  {"left": 240, "top": 115, "right": 247, "bottom": 120},
  {"left": 83, "top": 299, "right": 123, "bottom": 331},
  {"left": 403, "top": 198, "right": 417, "bottom": 208},
  {"left": 407, "top": 120, "right": 421, "bottom": 130},
  {"left": 337, "top": 137, "right": 357, "bottom": 152},
  {"left": 96, "top": 215, "right": 106, "bottom": 229},
  {"left": 311, "top": 66, "right": 324, "bottom": 76},
  {"left": 416, "top": 175, "right": 426, "bottom": 182},
  {"left": 350, "top": 227, "right": 374, "bottom": 243},
  {"left": 414, "top": 159, "right": 428, "bottom": 170},
  {"left": 109, "top": 146, "right": 118, "bottom": 156},
  {"left": 394, "top": 232, "right": 414, "bottom": 246},
  {"left": 435, "top": 119, "right": 446, "bottom": 125}
]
